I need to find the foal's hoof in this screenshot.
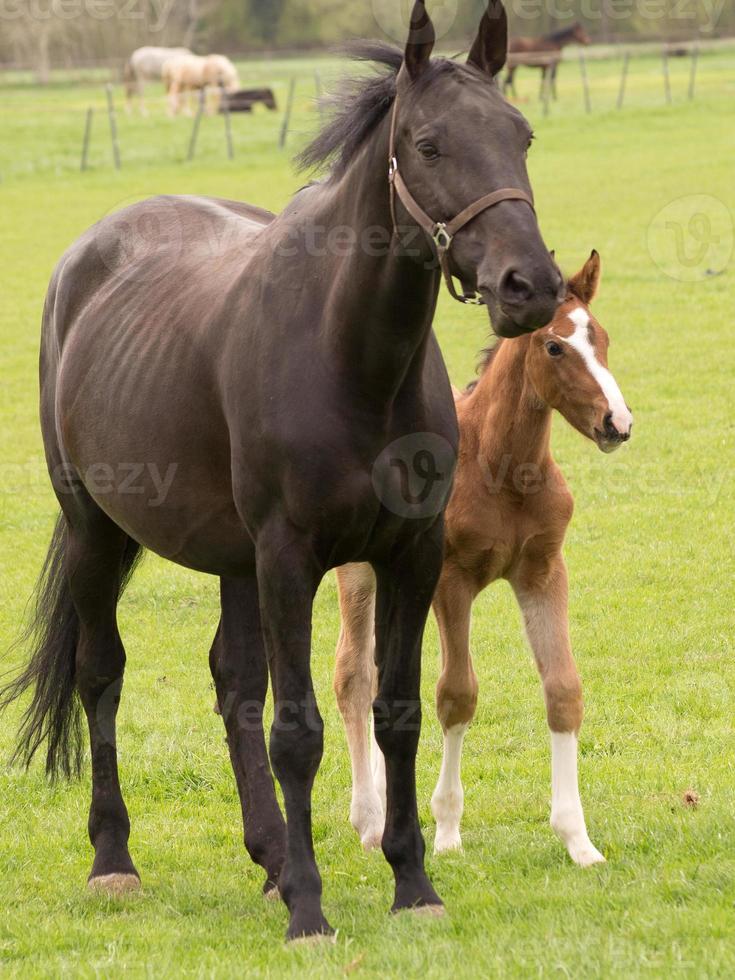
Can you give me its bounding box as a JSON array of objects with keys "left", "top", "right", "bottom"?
[
  {"left": 264, "top": 884, "right": 280, "bottom": 902},
  {"left": 569, "top": 843, "right": 606, "bottom": 867},
  {"left": 87, "top": 873, "right": 141, "bottom": 895},
  {"left": 433, "top": 827, "right": 463, "bottom": 854}
]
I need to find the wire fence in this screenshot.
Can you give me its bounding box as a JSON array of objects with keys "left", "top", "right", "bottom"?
[{"left": 0, "top": 41, "right": 732, "bottom": 182}]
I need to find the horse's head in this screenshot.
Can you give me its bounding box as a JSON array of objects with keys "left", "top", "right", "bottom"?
[
  {"left": 571, "top": 22, "right": 592, "bottom": 45},
  {"left": 526, "top": 251, "right": 633, "bottom": 453},
  {"left": 392, "top": 0, "right": 563, "bottom": 337}
]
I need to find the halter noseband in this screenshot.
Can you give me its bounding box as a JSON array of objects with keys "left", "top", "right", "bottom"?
[{"left": 388, "top": 94, "right": 536, "bottom": 306}]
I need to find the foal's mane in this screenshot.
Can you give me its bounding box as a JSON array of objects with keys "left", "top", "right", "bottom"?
[{"left": 297, "top": 42, "right": 460, "bottom": 178}]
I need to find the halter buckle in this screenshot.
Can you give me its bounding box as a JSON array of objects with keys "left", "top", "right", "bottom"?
[
  {"left": 388, "top": 157, "right": 398, "bottom": 183},
  {"left": 433, "top": 222, "right": 452, "bottom": 252},
  {"left": 462, "top": 292, "right": 484, "bottom": 306}
]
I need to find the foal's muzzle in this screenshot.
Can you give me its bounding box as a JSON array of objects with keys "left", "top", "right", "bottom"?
[{"left": 595, "top": 411, "right": 633, "bottom": 453}]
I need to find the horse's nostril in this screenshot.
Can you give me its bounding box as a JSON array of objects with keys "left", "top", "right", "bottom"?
[
  {"left": 603, "top": 412, "right": 618, "bottom": 439},
  {"left": 499, "top": 269, "right": 534, "bottom": 305}
]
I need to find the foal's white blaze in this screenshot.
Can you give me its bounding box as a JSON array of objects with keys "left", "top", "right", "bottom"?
[
  {"left": 564, "top": 307, "right": 632, "bottom": 434},
  {"left": 431, "top": 723, "right": 468, "bottom": 853},
  {"left": 550, "top": 732, "right": 605, "bottom": 866}
]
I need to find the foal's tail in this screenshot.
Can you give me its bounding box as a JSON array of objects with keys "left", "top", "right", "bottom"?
[{"left": 0, "top": 513, "right": 139, "bottom": 780}]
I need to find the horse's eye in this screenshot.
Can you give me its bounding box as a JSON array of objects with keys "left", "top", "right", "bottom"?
[
  {"left": 417, "top": 141, "right": 439, "bottom": 161},
  {"left": 545, "top": 341, "right": 563, "bottom": 357}
]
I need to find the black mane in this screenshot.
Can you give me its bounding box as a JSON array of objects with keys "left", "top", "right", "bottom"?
[
  {"left": 545, "top": 24, "right": 580, "bottom": 43},
  {"left": 297, "top": 42, "right": 459, "bottom": 178}
]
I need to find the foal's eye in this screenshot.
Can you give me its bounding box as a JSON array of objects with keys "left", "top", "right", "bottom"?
[
  {"left": 545, "top": 341, "right": 563, "bottom": 357},
  {"left": 416, "top": 141, "right": 439, "bottom": 161}
]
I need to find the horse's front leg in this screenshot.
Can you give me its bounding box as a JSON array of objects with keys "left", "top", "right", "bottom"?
[
  {"left": 256, "top": 522, "right": 332, "bottom": 941},
  {"left": 511, "top": 554, "right": 605, "bottom": 867},
  {"left": 209, "top": 575, "right": 286, "bottom": 896},
  {"left": 334, "top": 563, "right": 383, "bottom": 850},
  {"left": 373, "top": 524, "right": 445, "bottom": 916},
  {"left": 430, "top": 564, "right": 478, "bottom": 853}
]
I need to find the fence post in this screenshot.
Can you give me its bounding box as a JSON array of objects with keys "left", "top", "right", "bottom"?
[
  {"left": 220, "top": 84, "right": 234, "bottom": 160},
  {"left": 187, "top": 88, "right": 206, "bottom": 161},
  {"left": 279, "top": 78, "right": 296, "bottom": 149},
  {"left": 617, "top": 51, "right": 630, "bottom": 110},
  {"left": 105, "top": 83, "right": 120, "bottom": 170},
  {"left": 541, "top": 66, "right": 551, "bottom": 117},
  {"left": 662, "top": 47, "right": 672, "bottom": 105},
  {"left": 579, "top": 52, "right": 591, "bottom": 114},
  {"left": 688, "top": 45, "right": 699, "bottom": 100},
  {"left": 80, "top": 106, "right": 94, "bottom": 172},
  {"left": 314, "top": 70, "right": 324, "bottom": 121}
]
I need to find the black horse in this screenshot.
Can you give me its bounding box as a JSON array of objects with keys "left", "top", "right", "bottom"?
[{"left": 1, "top": 0, "right": 562, "bottom": 941}]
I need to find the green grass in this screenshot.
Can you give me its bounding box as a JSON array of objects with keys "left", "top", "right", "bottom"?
[{"left": 1, "top": 47, "right": 735, "bottom": 977}]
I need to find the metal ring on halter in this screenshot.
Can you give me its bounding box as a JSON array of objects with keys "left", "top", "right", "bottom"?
[{"left": 432, "top": 223, "right": 453, "bottom": 252}]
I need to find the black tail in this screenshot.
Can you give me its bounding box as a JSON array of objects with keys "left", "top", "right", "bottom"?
[{"left": 0, "top": 513, "right": 141, "bottom": 780}]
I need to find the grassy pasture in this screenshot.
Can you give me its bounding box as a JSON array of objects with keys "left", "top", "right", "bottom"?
[{"left": 1, "top": 46, "right": 734, "bottom": 977}]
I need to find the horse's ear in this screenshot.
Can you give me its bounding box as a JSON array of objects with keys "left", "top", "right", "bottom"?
[
  {"left": 467, "top": 0, "right": 508, "bottom": 78},
  {"left": 549, "top": 249, "right": 556, "bottom": 262},
  {"left": 402, "top": 0, "right": 435, "bottom": 81},
  {"left": 568, "top": 249, "right": 601, "bottom": 304}
]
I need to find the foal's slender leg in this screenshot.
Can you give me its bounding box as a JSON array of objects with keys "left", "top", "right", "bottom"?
[
  {"left": 209, "top": 576, "right": 286, "bottom": 895},
  {"left": 256, "top": 524, "right": 330, "bottom": 941},
  {"left": 66, "top": 512, "right": 141, "bottom": 892},
  {"left": 511, "top": 555, "right": 605, "bottom": 867},
  {"left": 373, "top": 526, "right": 444, "bottom": 915},
  {"left": 430, "top": 565, "right": 478, "bottom": 854},
  {"left": 333, "top": 564, "right": 383, "bottom": 850}
]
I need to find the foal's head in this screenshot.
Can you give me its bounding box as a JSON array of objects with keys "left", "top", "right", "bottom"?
[
  {"left": 526, "top": 251, "right": 633, "bottom": 453},
  {"left": 391, "top": 1, "right": 563, "bottom": 335}
]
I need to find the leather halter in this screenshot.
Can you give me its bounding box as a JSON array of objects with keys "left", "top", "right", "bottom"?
[{"left": 388, "top": 94, "right": 536, "bottom": 305}]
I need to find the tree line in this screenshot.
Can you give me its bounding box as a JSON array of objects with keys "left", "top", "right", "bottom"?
[{"left": 1, "top": 0, "right": 731, "bottom": 79}]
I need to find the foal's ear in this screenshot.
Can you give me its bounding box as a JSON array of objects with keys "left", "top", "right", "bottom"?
[
  {"left": 568, "top": 249, "right": 602, "bottom": 305},
  {"left": 402, "top": 0, "right": 435, "bottom": 81},
  {"left": 467, "top": 0, "right": 508, "bottom": 78}
]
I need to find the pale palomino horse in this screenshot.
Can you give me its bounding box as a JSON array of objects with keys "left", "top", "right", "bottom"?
[
  {"left": 334, "top": 252, "right": 632, "bottom": 865},
  {"left": 162, "top": 53, "right": 240, "bottom": 116},
  {"left": 123, "top": 46, "right": 192, "bottom": 115}
]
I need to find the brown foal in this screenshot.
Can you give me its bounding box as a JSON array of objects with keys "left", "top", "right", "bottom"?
[{"left": 334, "top": 251, "right": 632, "bottom": 864}]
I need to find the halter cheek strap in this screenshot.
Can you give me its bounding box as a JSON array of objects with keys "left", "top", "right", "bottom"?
[{"left": 388, "top": 95, "right": 536, "bottom": 306}]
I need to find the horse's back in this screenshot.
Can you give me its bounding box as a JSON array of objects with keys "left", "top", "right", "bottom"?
[{"left": 43, "top": 193, "right": 275, "bottom": 400}]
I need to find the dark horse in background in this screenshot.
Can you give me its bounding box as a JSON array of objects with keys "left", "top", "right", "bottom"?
[
  {"left": 0, "top": 0, "right": 562, "bottom": 942},
  {"left": 505, "top": 22, "right": 591, "bottom": 100}
]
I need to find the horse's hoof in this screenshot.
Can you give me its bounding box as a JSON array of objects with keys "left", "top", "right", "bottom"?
[
  {"left": 287, "top": 931, "right": 336, "bottom": 947},
  {"left": 409, "top": 903, "right": 445, "bottom": 918},
  {"left": 264, "top": 885, "right": 280, "bottom": 902},
  {"left": 87, "top": 873, "right": 141, "bottom": 895}
]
